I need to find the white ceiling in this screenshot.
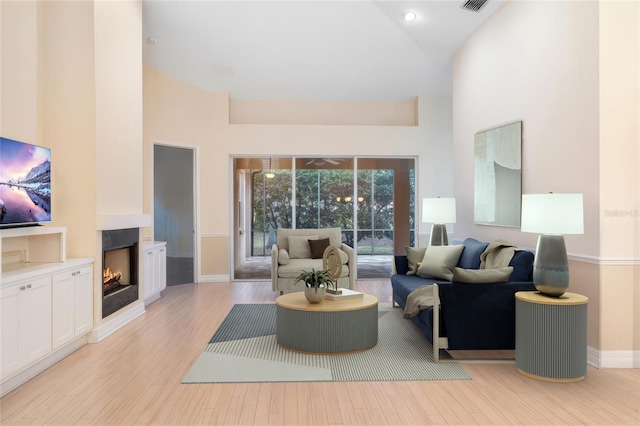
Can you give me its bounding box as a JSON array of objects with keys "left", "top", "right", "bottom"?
[{"left": 142, "top": 0, "right": 505, "bottom": 101}]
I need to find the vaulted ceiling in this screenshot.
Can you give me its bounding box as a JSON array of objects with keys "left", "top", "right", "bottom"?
[{"left": 142, "top": 1, "right": 505, "bottom": 101}]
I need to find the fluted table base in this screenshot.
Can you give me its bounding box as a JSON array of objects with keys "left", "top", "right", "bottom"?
[{"left": 276, "top": 292, "right": 378, "bottom": 354}]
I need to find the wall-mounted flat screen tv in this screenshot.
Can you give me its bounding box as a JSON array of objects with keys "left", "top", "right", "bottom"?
[{"left": 0, "top": 137, "right": 52, "bottom": 227}]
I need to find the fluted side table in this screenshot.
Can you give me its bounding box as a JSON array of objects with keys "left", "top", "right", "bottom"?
[{"left": 515, "top": 291, "right": 588, "bottom": 382}]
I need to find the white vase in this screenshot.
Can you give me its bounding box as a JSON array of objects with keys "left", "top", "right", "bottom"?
[{"left": 304, "top": 287, "right": 325, "bottom": 303}]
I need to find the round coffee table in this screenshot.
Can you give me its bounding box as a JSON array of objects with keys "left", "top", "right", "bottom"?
[{"left": 275, "top": 292, "right": 378, "bottom": 354}]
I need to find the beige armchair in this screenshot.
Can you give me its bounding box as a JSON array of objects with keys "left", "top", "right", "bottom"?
[{"left": 271, "top": 228, "right": 355, "bottom": 294}]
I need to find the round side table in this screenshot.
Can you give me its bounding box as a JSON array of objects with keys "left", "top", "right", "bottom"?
[{"left": 515, "top": 291, "right": 588, "bottom": 382}]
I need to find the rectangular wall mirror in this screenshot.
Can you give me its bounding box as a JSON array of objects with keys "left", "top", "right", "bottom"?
[{"left": 474, "top": 121, "right": 522, "bottom": 227}]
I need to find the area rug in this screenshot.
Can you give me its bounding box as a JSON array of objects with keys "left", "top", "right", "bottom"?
[{"left": 182, "top": 303, "right": 471, "bottom": 383}]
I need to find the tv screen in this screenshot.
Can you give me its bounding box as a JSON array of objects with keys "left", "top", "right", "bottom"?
[{"left": 0, "top": 137, "right": 52, "bottom": 227}]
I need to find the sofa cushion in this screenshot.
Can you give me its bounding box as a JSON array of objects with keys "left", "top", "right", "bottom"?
[
  {"left": 288, "top": 235, "right": 318, "bottom": 259},
  {"left": 457, "top": 238, "right": 489, "bottom": 269},
  {"left": 508, "top": 250, "right": 535, "bottom": 282},
  {"left": 391, "top": 274, "right": 440, "bottom": 304},
  {"left": 278, "top": 249, "right": 290, "bottom": 265},
  {"left": 405, "top": 246, "right": 427, "bottom": 275},
  {"left": 417, "top": 244, "right": 464, "bottom": 280},
  {"left": 452, "top": 266, "right": 513, "bottom": 283},
  {"left": 309, "top": 238, "right": 330, "bottom": 259},
  {"left": 394, "top": 255, "right": 409, "bottom": 275}
]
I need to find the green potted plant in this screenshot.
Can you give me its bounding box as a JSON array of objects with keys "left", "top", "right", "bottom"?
[{"left": 295, "top": 268, "right": 335, "bottom": 303}]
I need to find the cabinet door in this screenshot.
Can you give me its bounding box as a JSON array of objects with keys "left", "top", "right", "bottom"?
[
  {"left": 1, "top": 285, "right": 20, "bottom": 377},
  {"left": 144, "top": 249, "right": 157, "bottom": 302},
  {"left": 73, "top": 266, "right": 93, "bottom": 336},
  {"left": 19, "top": 277, "right": 52, "bottom": 365},
  {"left": 157, "top": 246, "right": 167, "bottom": 293},
  {"left": 52, "top": 272, "right": 75, "bottom": 349}
]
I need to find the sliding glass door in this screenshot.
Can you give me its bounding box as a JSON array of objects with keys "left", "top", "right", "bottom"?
[{"left": 232, "top": 156, "right": 415, "bottom": 280}]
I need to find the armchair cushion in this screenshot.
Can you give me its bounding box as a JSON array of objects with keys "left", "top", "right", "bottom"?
[
  {"left": 336, "top": 248, "right": 349, "bottom": 264},
  {"left": 309, "top": 238, "right": 330, "bottom": 259},
  {"left": 278, "top": 249, "right": 290, "bottom": 265},
  {"left": 288, "top": 235, "right": 318, "bottom": 259},
  {"left": 273, "top": 228, "right": 354, "bottom": 293}
]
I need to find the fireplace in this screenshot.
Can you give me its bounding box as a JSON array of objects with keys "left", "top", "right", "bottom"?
[{"left": 102, "top": 228, "right": 139, "bottom": 318}]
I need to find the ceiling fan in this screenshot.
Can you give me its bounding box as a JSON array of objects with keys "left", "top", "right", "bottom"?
[{"left": 304, "top": 158, "right": 346, "bottom": 166}]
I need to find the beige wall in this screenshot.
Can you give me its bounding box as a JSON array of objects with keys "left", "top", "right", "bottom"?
[
  {"left": 143, "top": 66, "right": 455, "bottom": 278},
  {"left": 94, "top": 0, "right": 144, "bottom": 217},
  {"left": 40, "top": 1, "right": 97, "bottom": 258},
  {"left": 230, "top": 99, "right": 417, "bottom": 126},
  {"left": 1, "top": 1, "right": 38, "bottom": 144},
  {"left": 3, "top": 0, "right": 144, "bottom": 256},
  {"left": 453, "top": 0, "right": 639, "bottom": 361},
  {"left": 598, "top": 0, "right": 640, "bottom": 361},
  {"left": 453, "top": 0, "right": 600, "bottom": 254}
]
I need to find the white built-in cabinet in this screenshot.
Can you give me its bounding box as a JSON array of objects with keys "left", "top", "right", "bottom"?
[
  {"left": 1, "top": 276, "right": 52, "bottom": 378},
  {"left": 0, "top": 226, "right": 93, "bottom": 396},
  {"left": 52, "top": 266, "right": 93, "bottom": 349},
  {"left": 143, "top": 241, "right": 167, "bottom": 306}
]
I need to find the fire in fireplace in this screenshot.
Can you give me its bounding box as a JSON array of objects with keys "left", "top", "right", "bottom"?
[{"left": 102, "top": 228, "right": 139, "bottom": 318}]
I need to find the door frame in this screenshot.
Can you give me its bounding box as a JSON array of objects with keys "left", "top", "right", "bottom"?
[
  {"left": 152, "top": 140, "right": 199, "bottom": 283},
  {"left": 228, "top": 155, "right": 417, "bottom": 282}
]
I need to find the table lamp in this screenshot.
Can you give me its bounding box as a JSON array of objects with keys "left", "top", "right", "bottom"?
[
  {"left": 422, "top": 198, "right": 456, "bottom": 246},
  {"left": 521, "top": 193, "right": 584, "bottom": 297}
]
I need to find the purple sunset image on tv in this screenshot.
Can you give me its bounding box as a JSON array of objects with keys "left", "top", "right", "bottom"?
[{"left": 0, "top": 137, "right": 52, "bottom": 227}]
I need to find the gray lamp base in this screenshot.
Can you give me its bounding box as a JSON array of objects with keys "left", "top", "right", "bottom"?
[
  {"left": 430, "top": 224, "right": 448, "bottom": 246},
  {"left": 533, "top": 234, "right": 569, "bottom": 297}
]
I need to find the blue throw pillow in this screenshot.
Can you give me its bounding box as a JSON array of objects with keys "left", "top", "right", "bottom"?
[{"left": 457, "top": 238, "right": 489, "bottom": 269}]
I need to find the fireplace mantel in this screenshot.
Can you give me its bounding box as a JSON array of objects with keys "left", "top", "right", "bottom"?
[{"left": 97, "top": 214, "right": 151, "bottom": 230}]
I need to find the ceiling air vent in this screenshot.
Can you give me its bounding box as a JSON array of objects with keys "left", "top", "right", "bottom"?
[{"left": 460, "top": 0, "right": 489, "bottom": 13}]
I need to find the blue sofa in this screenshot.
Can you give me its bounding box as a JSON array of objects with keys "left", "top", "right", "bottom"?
[{"left": 391, "top": 238, "right": 536, "bottom": 356}]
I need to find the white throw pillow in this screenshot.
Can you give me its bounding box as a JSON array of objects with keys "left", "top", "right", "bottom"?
[
  {"left": 417, "top": 245, "right": 464, "bottom": 280},
  {"left": 288, "top": 235, "right": 318, "bottom": 259},
  {"left": 405, "top": 246, "right": 427, "bottom": 276},
  {"left": 278, "top": 249, "right": 290, "bottom": 265}
]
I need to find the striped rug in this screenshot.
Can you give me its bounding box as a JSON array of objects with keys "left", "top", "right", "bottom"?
[{"left": 182, "top": 303, "right": 471, "bottom": 383}]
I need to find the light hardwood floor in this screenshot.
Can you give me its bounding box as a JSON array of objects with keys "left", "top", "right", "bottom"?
[{"left": 1, "top": 280, "right": 639, "bottom": 425}]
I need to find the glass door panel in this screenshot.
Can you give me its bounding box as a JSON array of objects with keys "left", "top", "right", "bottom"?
[
  {"left": 233, "top": 157, "right": 291, "bottom": 280},
  {"left": 295, "top": 158, "right": 354, "bottom": 246},
  {"left": 356, "top": 158, "right": 415, "bottom": 278}
]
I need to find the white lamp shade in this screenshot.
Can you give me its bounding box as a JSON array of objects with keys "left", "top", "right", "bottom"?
[
  {"left": 521, "top": 193, "right": 584, "bottom": 235},
  {"left": 422, "top": 198, "right": 456, "bottom": 224}
]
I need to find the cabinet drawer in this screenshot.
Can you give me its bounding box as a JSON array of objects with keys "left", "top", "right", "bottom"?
[{"left": 53, "top": 265, "right": 92, "bottom": 281}]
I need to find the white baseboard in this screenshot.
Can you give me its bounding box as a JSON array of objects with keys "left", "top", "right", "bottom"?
[
  {"left": 89, "top": 301, "right": 146, "bottom": 343},
  {"left": 144, "top": 292, "right": 162, "bottom": 306},
  {"left": 199, "top": 274, "right": 230, "bottom": 283},
  {"left": 1, "top": 336, "right": 88, "bottom": 397},
  {"left": 588, "top": 346, "right": 640, "bottom": 368}
]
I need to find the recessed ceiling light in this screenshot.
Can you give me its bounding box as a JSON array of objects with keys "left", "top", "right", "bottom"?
[{"left": 403, "top": 11, "right": 417, "bottom": 21}]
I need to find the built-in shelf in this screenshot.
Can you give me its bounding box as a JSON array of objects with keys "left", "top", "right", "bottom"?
[{"left": 0, "top": 226, "right": 67, "bottom": 277}]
